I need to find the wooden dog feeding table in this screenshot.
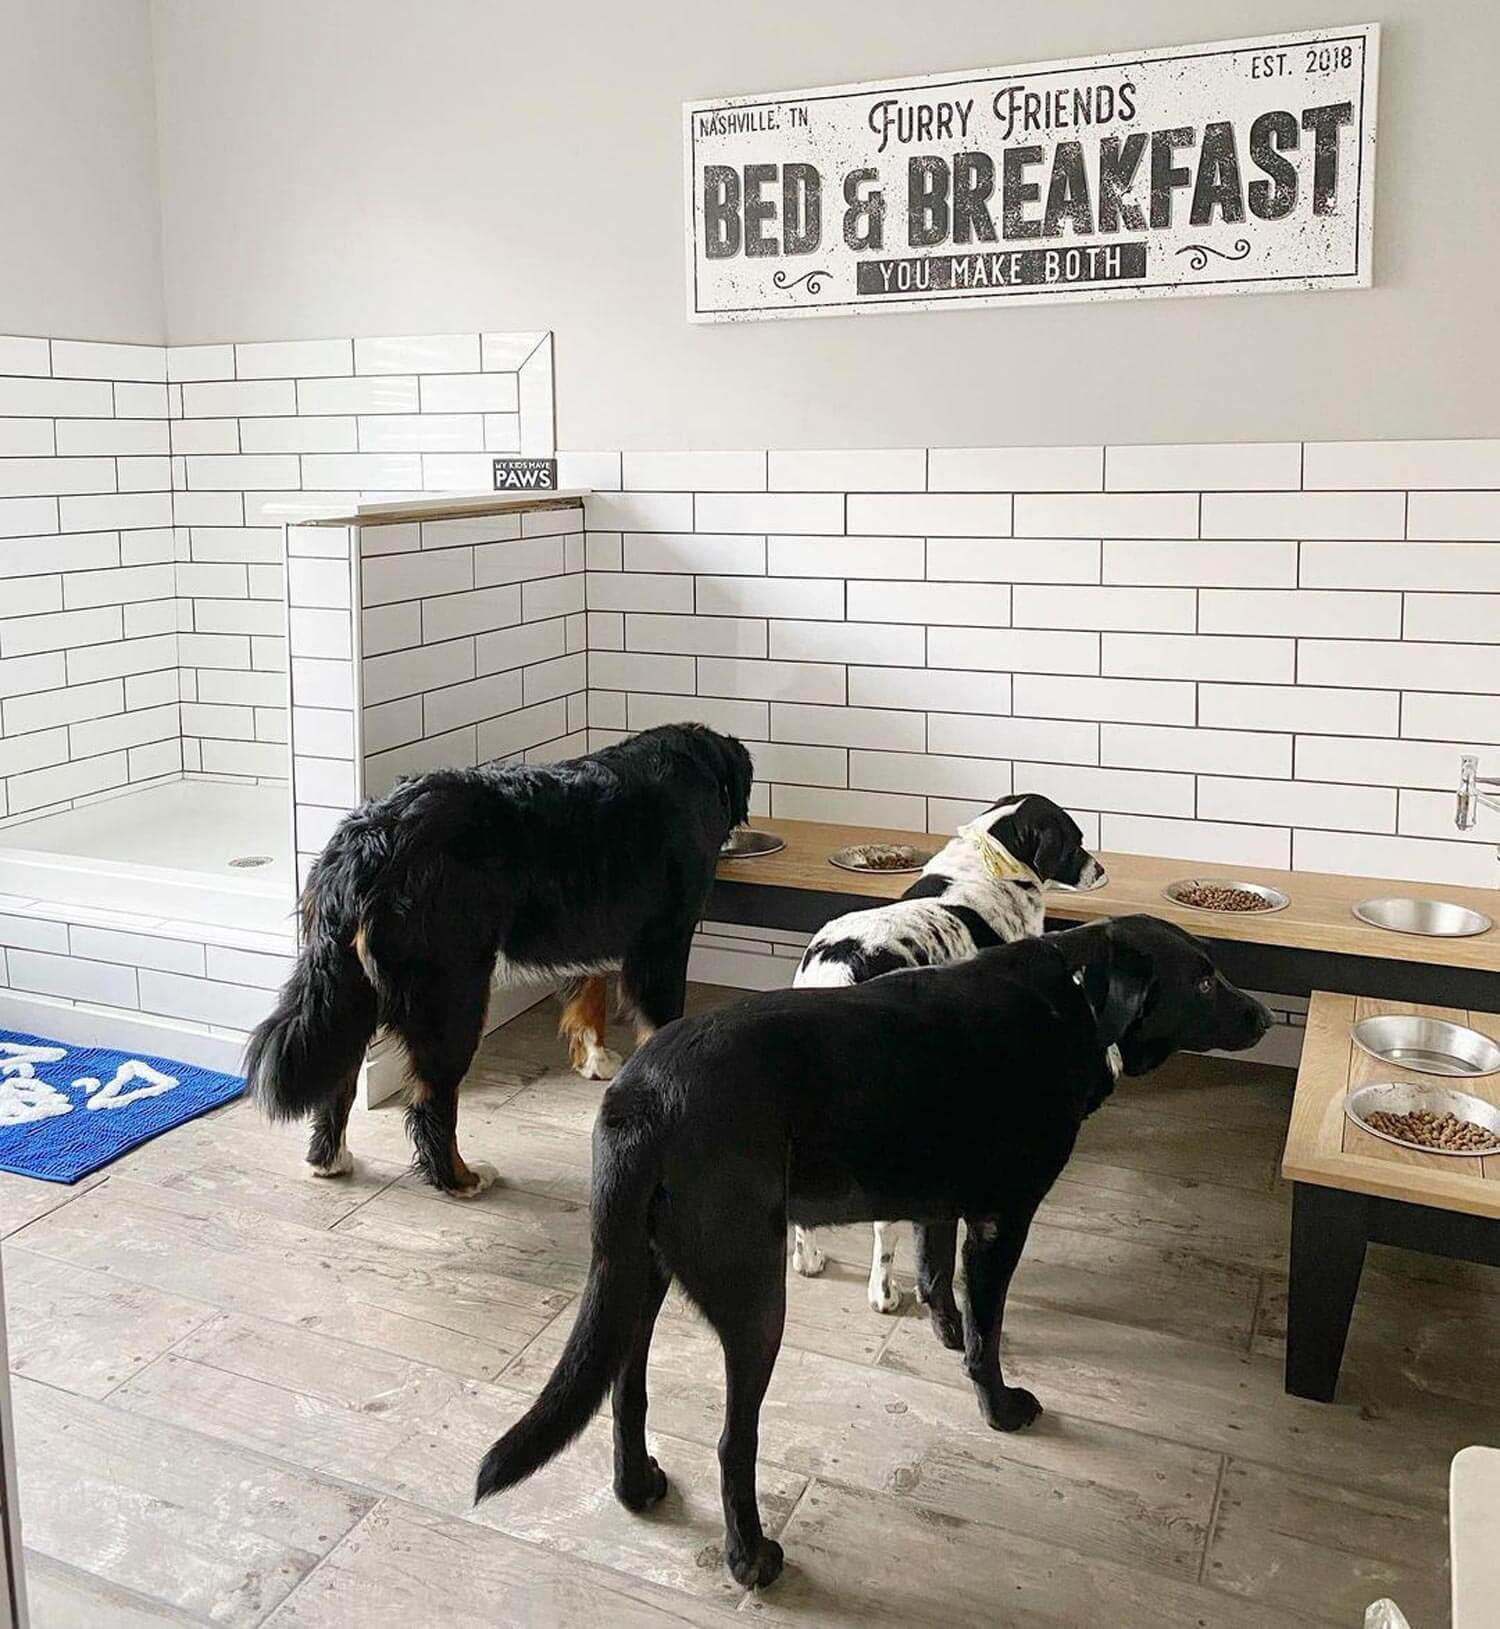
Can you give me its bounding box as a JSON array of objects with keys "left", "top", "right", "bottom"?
[
  {"left": 1281, "top": 993, "right": 1500, "bottom": 1402},
  {"left": 712, "top": 819, "right": 1500, "bottom": 1401}
]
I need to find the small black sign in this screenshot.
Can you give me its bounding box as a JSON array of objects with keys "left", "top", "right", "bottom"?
[{"left": 492, "top": 457, "right": 559, "bottom": 492}]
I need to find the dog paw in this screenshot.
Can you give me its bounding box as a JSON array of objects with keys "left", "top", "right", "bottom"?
[
  {"left": 980, "top": 1386, "right": 1043, "bottom": 1433},
  {"left": 867, "top": 1275, "right": 902, "bottom": 1315},
  {"left": 726, "top": 1536, "right": 784, "bottom": 1590},
  {"left": 791, "top": 1239, "right": 826, "bottom": 1277},
  {"left": 928, "top": 1305, "right": 964, "bottom": 1351},
  {"left": 614, "top": 1456, "right": 669, "bottom": 1512},
  {"left": 305, "top": 1145, "right": 354, "bottom": 1179},
  {"left": 578, "top": 1045, "right": 622, "bottom": 1082},
  {"left": 450, "top": 1161, "right": 498, "bottom": 1200}
]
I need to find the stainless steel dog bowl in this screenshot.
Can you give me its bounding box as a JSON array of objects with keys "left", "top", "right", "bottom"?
[
  {"left": 1352, "top": 896, "right": 1493, "bottom": 938},
  {"left": 1345, "top": 1081, "right": 1500, "bottom": 1156},
  {"left": 720, "top": 828, "right": 786, "bottom": 859},
  {"left": 1350, "top": 1014, "right": 1500, "bottom": 1079},
  {"left": 828, "top": 842, "right": 933, "bottom": 875},
  {"left": 1161, "top": 877, "right": 1290, "bottom": 914}
]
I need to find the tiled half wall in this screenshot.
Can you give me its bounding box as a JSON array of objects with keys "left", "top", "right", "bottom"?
[
  {"left": 285, "top": 505, "right": 585, "bottom": 883},
  {"left": 565, "top": 442, "right": 1500, "bottom": 893}
]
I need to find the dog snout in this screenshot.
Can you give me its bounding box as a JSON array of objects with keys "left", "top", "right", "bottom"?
[
  {"left": 1076, "top": 857, "right": 1109, "bottom": 891},
  {"left": 1244, "top": 994, "right": 1274, "bottom": 1042}
]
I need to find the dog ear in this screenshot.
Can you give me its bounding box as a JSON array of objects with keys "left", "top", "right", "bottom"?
[
  {"left": 701, "top": 729, "right": 752, "bottom": 828},
  {"left": 1030, "top": 820, "right": 1080, "bottom": 883},
  {"left": 1090, "top": 922, "right": 1155, "bottom": 1050},
  {"left": 723, "top": 736, "right": 753, "bottom": 826}
]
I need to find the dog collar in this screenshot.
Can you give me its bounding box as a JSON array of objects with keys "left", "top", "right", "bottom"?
[
  {"left": 957, "top": 818, "right": 1038, "bottom": 885},
  {"left": 1070, "top": 969, "right": 1124, "bottom": 1080}
]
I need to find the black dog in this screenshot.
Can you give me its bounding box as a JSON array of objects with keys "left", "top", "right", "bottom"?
[
  {"left": 474, "top": 916, "right": 1270, "bottom": 1588},
  {"left": 246, "top": 724, "right": 751, "bottom": 1195},
  {"left": 791, "top": 791, "right": 1107, "bottom": 1315}
]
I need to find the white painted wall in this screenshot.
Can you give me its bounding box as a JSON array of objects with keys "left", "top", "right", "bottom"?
[
  {"left": 149, "top": 0, "right": 1500, "bottom": 449},
  {"left": 0, "top": 0, "right": 164, "bottom": 343}
]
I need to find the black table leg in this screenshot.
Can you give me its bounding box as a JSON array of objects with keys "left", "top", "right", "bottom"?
[{"left": 1285, "top": 1183, "right": 1369, "bottom": 1402}]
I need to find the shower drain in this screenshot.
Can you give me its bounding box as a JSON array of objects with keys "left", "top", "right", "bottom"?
[{"left": 228, "top": 854, "right": 274, "bottom": 869}]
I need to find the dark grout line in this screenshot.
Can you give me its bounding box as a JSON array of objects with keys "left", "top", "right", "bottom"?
[{"left": 1197, "top": 1455, "right": 1230, "bottom": 1586}]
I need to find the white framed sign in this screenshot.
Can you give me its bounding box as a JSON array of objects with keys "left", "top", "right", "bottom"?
[{"left": 683, "top": 25, "right": 1379, "bottom": 323}]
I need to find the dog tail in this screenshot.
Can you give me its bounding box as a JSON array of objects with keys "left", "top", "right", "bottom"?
[
  {"left": 475, "top": 1081, "right": 663, "bottom": 1501},
  {"left": 243, "top": 813, "right": 385, "bottom": 1121}
]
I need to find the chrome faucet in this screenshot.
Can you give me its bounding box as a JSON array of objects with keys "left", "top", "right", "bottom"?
[{"left": 1456, "top": 755, "right": 1500, "bottom": 830}]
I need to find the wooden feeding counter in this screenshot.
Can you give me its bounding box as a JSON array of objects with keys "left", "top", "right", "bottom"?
[
  {"left": 1282, "top": 993, "right": 1500, "bottom": 1402},
  {"left": 711, "top": 818, "right": 1500, "bottom": 1010},
  {"left": 714, "top": 817, "right": 1500, "bottom": 1404}
]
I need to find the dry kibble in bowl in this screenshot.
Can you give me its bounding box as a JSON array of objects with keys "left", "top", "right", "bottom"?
[
  {"left": 849, "top": 844, "right": 918, "bottom": 870},
  {"left": 1365, "top": 1107, "right": 1500, "bottom": 1153},
  {"left": 1177, "top": 883, "right": 1276, "bottom": 912}
]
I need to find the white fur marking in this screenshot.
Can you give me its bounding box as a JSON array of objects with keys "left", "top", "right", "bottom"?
[
  {"left": 307, "top": 1138, "right": 355, "bottom": 1178},
  {"left": 1069, "top": 855, "right": 1110, "bottom": 892},
  {"left": 867, "top": 1220, "right": 903, "bottom": 1313},
  {"left": 493, "top": 954, "right": 620, "bottom": 987},
  {"left": 452, "top": 1160, "right": 499, "bottom": 1199},
  {"left": 791, "top": 1227, "right": 826, "bottom": 1277},
  {"left": 576, "top": 1043, "right": 621, "bottom": 1082}
]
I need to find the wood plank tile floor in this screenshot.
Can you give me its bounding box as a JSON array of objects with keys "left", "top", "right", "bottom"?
[{"left": 5, "top": 983, "right": 1493, "bottom": 1627}]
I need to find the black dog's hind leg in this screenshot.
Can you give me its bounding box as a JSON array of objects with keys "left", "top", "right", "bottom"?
[
  {"left": 619, "top": 923, "right": 693, "bottom": 1042},
  {"left": 914, "top": 1221, "right": 963, "bottom": 1350},
  {"left": 399, "top": 960, "right": 495, "bottom": 1197},
  {"left": 305, "top": 1071, "right": 357, "bottom": 1176},
  {"left": 715, "top": 1263, "right": 786, "bottom": 1589},
  {"left": 961, "top": 1207, "right": 1042, "bottom": 1431},
  {"left": 668, "top": 1188, "right": 788, "bottom": 1590},
  {"left": 612, "top": 1248, "right": 672, "bottom": 1512}
]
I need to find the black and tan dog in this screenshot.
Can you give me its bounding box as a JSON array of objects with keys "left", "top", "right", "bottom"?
[
  {"left": 246, "top": 724, "right": 752, "bottom": 1195},
  {"left": 475, "top": 915, "right": 1270, "bottom": 1587}
]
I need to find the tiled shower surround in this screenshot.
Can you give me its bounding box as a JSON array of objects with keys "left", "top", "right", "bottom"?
[
  {"left": 0, "top": 329, "right": 555, "bottom": 822},
  {"left": 170, "top": 331, "right": 555, "bottom": 780},
  {"left": 0, "top": 336, "right": 176, "bottom": 823},
  {"left": 0, "top": 331, "right": 556, "bottom": 1070}
]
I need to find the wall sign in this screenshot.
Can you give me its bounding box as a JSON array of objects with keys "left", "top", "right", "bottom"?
[
  {"left": 683, "top": 25, "right": 1378, "bottom": 323},
  {"left": 492, "top": 456, "right": 558, "bottom": 492}
]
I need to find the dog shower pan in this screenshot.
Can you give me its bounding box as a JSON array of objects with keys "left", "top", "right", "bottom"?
[
  {"left": 0, "top": 780, "right": 292, "bottom": 933},
  {"left": 0, "top": 491, "right": 587, "bottom": 1091}
]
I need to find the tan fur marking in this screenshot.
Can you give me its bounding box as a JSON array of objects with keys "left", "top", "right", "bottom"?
[
  {"left": 558, "top": 976, "right": 610, "bottom": 1071},
  {"left": 449, "top": 1137, "right": 475, "bottom": 1189},
  {"left": 352, "top": 922, "right": 376, "bottom": 981}
]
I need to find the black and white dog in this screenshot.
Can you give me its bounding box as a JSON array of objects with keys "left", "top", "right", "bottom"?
[
  {"left": 245, "top": 724, "right": 752, "bottom": 1196},
  {"left": 791, "top": 793, "right": 1106, "bottom": 1322},
  {"left": 474, "top": 917, "right": 1272, "bottom": 1589}
]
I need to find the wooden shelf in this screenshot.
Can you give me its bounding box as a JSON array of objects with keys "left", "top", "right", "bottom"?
[
  {"left": 290, "top": 489, "right": 589, "bottom": 528},
  {"left": 716, "top": 818, "right": 1500, "bottom": 978}
]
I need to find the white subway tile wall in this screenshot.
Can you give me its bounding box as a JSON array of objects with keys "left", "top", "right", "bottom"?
[
  {"left": 170, "top": 330, "right": 554, "bottom": 778},
  {"left": 5, "top": 372, "right": 1500, "bottom": 894},
  {"left": 285, "top": 505, "right": 586, "bottom": 884},
  {"left": 578, "top": 442, "right": 1500, "bottom": 885},
  {"left": 0, "top": 330, "right": 555, "bottom": 829},
  {"left": 0, "top": 887, "right": 291, "bottom": 1067},
  {"left": 0, "top": 338, "right": 181, "bottom": 824}
]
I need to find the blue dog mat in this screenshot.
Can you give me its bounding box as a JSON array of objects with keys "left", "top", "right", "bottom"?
[{"left": 0, "top": 1028, "right": 246, "bottom": 1183}]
